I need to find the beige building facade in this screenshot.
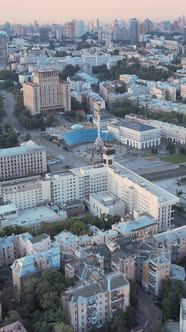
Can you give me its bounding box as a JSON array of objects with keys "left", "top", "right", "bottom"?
[
  {"left": 23, "top": 69, "right": 71, "bottom": 115},
  {"left": 142, "top": 248, "right": 170, "bottom": 295},
  {"left": 62, "top": 271, "right": 130, "bottom": 332}
]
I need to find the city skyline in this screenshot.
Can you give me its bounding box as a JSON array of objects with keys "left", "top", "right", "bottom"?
[{"left": 0, "top": 0, "right": 186, "bottom": 24}]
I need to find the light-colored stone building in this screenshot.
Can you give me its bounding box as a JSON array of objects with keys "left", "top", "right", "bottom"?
[
  {"left": 108, "top": 120, "right": 161, "bottom": 149},
  {"left": 0, "top": 141, "right": 47, "bottom": 181},
  {"left": 126, "top": 114, "right": 186, "bottom": 145},
  {"left": 0, "top": 175, "right": 51, "bottom": 210},
  {"left": 89, "top": 192, "right": 125, "bottom": 218}
]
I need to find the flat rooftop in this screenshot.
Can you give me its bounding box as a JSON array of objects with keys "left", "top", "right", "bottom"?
[
  {"left": 154, "top": 226, "right": 186, "bottom": 243},
  {"left": 0, "top": 141, "right": 45, "bottom": 157},
  {"left": 112, "top": 162, "right": 179, "bottom": 204},
  {"left": 113, "top": 120, "right": 156, "bottom": 132},
  {"left": 90, "top": 192, "right": 118, "bottom": 206},
  {"left": 3, "top": 206, "right": 59, "bottom": 227},
  {"left": 113, "top": 215, "right": 156, "bottom": 235}
]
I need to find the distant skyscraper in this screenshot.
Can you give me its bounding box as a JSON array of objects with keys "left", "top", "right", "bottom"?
[
  {"left": 143, "top": 18, "right": 154, "bottom": 34},
  {"left": 183, "top": 26, "right": 186, "bottom": 44},
  {"left": 96, "top": 19, "right": 100, "bottom": 29},
  {"left": 161, "top": 21, "right": 171, "bottom": 32},
  {"left": 130, "top": 18, "right": 138, "bottom": 45},
  {"left": 39, "top": 27, "right": 49, "bottom": 42},
  {"left": 65, "top": 21, "right": 76, "bottom": 39},
  {"left": 34, "top": 20, "right": 40, "bottom": 33},
  {"left": 75, "top": 21, "right": 87, "bottom": 37},
  {"left": 0, "top": 31, "right": 8, "bottom": 66}
]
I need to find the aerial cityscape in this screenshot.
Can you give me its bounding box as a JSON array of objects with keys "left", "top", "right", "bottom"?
[{"left": 1, "top": 2, "right": 186, "bottom": 332}]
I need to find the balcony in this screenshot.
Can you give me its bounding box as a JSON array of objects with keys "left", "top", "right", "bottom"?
[
  {"left": 87, "top": 299, "right": 96, "bottom": 307},
  {"left": 149, "top": 269, "right": 157, "bottom": 278},
  {"left": 111, "top": 294, "right": 124, "bottom": 303}
]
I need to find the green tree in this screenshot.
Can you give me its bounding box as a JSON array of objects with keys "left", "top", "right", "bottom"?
[
  {"left": 150, "top": 321, "right": 168, "bottom": 332},
  {"left": 3, "top": 310, "right": 22, "bottom": 325},
  {"left": 111, "top": 308, "right": 127, "bottom": 332},
  {"left": 52, "top": 322, "right": 74, "bottom": 332},
  {"left": 161, "top": 280, "right": 186, "bottom": 320}
]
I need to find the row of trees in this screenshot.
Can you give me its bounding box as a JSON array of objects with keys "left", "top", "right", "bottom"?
[
  {"left": 0, "top": 124, "right": 18, "bottom": 148},
  {"left": 0, "top": 70, "right": 19, "bottom": 82},
  {"left": 0, "top": 214, "right": 121, "bottom": 239},
  {"left": 59, "top": 64, "right": 80, "bottom": 81},
  {"left": 36, "top": 217, "right": 90, "bottom": 238},
  {"left": 111, "top": 98, "right": 186, "bottom": 128},
  {"left": 93, "top": 58, "right": 174, "bottom": 82}
]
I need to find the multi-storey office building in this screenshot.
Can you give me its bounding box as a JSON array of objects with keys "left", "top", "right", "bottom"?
[
  {"left": 62, "top": 271, "right": 130, "bottom": 332},
  {"left": 1, "top": 153, "right": 178, "bottom": 232},
  {"left": 50, "top": 161, "right": 178, "bottom": 232},
  {"left": 0, "top": 175, "right": 51, "bottom": 210},
  {"left": 0, "top": 141, "right": 47, "bottom": 181},
  {"left": 23, "top": 69, "right": 71, "bottom": 115}
]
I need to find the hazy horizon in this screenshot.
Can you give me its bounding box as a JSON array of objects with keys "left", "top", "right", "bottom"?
[{"left": 0, "top": 0, "right": 186, "bottom": 24}]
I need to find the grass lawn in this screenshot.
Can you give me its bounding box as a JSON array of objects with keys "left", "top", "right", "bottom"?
[{"left": 160, "top": 154, "right": 186, "bottom": 163}]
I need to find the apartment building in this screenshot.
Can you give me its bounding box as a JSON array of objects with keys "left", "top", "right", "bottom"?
[
  {"left": 112, "top": 215, "right": 158, "bottom": 239},
  {"left": 107, "top": 120, "right": 161, "bottom": 149},
  {"left": 11, "top": 247, "right": 60, "bottom": 299},
  {"left": 0, "top": 234, "right": 18, "bottom": 266},
  {"left": 142, "top": 247, "right": 171, "bottom": 295},
  {"left": 0, "top": 175, "right": 51, "bottom": 210},
  {"left": 99, "top": 82, "right": 116, "bottom": 102},
  {"left": 23, "top": 69, "right": 71, "bottom": 115},
  {"left": 62, "top": 271, "right": 130, "bottom": 332},
  {"left": 0, "top": 232, "right": 51, "bottom": 266},
  {"left": 154, "top": 226, "right": 186, "bottom": 262},
  {"left": 181, "top": 84, "right": 186, "bottom": 99},
  {"left": 0, "top": 141, "right": 47, "bottom": 181}
]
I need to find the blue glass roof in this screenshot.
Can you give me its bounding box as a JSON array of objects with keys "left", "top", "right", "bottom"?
[{"left": 63, "top": 129, "right": 114, "bottom": 145}]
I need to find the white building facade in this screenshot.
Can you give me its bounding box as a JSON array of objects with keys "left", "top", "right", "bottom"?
[{"left": 108, "top": 120, "right": 161, "bottom": 149}]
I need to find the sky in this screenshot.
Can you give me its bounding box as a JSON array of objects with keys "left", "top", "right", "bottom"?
[{"left": 0, "top": 0, "right": 186, "bottom": 24}]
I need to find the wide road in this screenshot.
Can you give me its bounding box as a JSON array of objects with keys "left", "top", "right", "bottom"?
[
  {"left": 0, "top": 91, "right": 89, "bottom": 169},
  {"left": 32, "top": 134, "right": 90, "bottom": 169},
  {"left": 0, "top": 90, "right": 27, "bottom": 135},
  {"left": 141, "top": 167, "right": 186, "bottom": 181}
]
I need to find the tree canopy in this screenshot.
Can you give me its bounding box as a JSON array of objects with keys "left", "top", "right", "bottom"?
[{"left": 161, "top": 280, "right": 186, "bottom": 321}]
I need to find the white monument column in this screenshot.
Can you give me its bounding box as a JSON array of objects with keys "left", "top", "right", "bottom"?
[{"left": 94, "top": 103, "right": 104, "bottom": 150}]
